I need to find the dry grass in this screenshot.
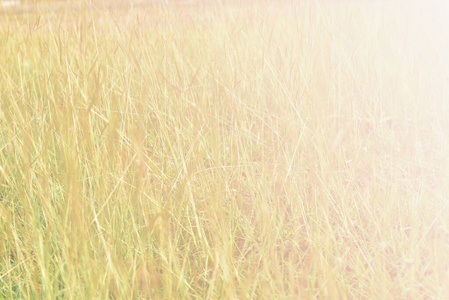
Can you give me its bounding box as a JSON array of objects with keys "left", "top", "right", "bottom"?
[{"left": 1, "top": 0, "right": 449, "bottom": 299}]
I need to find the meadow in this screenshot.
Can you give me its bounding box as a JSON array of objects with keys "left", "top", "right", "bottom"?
[{"left": 1, "top": 0, "right": 449, "bottom": 298}]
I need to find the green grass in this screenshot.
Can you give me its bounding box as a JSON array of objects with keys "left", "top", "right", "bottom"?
[{"left": 1, "top": 0, "right": 449, "bottom": 298}]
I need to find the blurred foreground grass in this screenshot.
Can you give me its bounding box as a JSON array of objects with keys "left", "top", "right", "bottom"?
[{"left": 1, "top": 0, "right": 449, "bottom": 298}]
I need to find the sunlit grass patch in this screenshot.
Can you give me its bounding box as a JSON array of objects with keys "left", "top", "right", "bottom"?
[{"left": 1, "top": 0, "right": 449, "bottom": 298}]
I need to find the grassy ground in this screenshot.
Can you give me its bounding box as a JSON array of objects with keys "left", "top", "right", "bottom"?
[{"left": 1, "top": 0, "right": 449, "bottom": 298}]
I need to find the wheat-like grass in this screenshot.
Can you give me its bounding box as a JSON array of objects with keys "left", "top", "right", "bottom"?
[{"left": 1, "top": 0, "right": 449, "bottom": 298}]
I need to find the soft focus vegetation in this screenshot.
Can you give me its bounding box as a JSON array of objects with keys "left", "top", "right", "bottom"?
[{"left": 1, "top": 0, "right": 449, "bottom": 298}]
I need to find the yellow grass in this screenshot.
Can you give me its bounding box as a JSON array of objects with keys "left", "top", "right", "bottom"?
[{"left": 1, "top": 0, "right": 449, "bottom": 298}]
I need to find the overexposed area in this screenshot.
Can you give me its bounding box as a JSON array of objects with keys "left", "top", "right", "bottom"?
[
  {"left": 1, "top": 0, "right": 20, "bottom": 7},
  {"left": 1, "top": 0, "right": 449, "bottom": 299}
]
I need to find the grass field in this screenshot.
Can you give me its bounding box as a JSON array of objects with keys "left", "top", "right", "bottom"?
[{"left": 1, "top": 0, "right": 449, "bottom": 298}]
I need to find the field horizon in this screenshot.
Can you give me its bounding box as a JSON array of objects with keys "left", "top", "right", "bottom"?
[{"left": 1, "top": 0, "right": 449, "bottom": 299}]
